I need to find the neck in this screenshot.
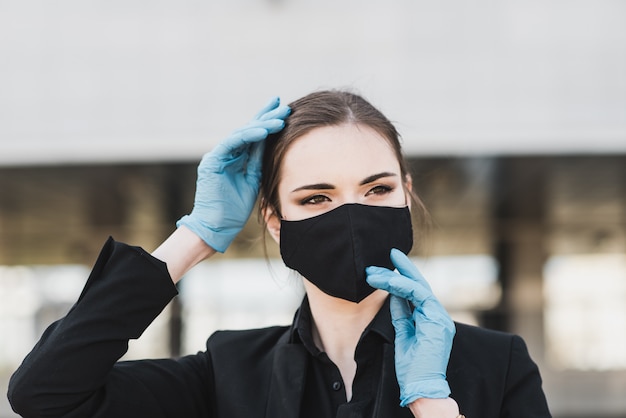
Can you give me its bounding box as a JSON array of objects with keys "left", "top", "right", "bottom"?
[{"left": 305, "top": 284, "right": 387, "bottom": 357}]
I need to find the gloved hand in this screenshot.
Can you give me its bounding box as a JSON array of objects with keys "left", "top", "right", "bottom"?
[
  {"left": 177, "top": 97, "right": 290, "bottom": 252},
  {"left": 366, "top": 248, "right": 455, "bottom": 407}
]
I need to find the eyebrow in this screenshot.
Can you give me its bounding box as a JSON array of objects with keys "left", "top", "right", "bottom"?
[
  {"left": 359, "top": 172, "right": 397, "bottom": 185},
  {"left": 290, "top": 172, "right": 398, "bottom": 193}
]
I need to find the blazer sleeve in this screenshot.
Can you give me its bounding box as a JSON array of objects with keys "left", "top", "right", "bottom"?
[
  {"left": 501, "top": 335, "right": 551, "bottom": 418},
  {"left": 7, "top": 237, "right": 215, "bottom": 418}
]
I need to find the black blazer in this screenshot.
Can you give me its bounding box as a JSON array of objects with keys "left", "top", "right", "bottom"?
[{"left": 8, "top": 238, "right": 551, "bottom": 418}]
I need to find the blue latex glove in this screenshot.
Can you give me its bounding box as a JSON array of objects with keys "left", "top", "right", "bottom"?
[
  {"left": 366, "top": 249, "right": 455, "bottom": 407},
  {"left": 177, "top": 97, "right": 290, "bottom": 252}
]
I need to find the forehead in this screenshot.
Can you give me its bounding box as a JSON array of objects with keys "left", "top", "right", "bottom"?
[{"left": 279, "top": 123, "right": 401, "bottom": 183}]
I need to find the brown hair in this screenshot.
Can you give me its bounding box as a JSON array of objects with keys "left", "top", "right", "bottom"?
[{"left": 259, "top": 90, "right": 425, "bottom": 219}]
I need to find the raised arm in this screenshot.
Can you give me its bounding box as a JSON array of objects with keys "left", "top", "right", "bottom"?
[{"left": 7, "top": 98, "right": 290, "bottom": 418}]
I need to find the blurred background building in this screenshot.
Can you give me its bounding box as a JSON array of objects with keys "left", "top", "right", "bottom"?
[{"left": 1, "top": 1, "right": 625, "bottom": 417}]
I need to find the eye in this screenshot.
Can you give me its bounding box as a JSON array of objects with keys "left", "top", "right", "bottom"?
[
  {"left": 366, "top": 184, "right": 393, "bottom": 196},
  {"left": 300, "top": 194, "right": 331, "bottom": 205}
]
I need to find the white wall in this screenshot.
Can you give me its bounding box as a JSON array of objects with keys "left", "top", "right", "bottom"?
[{"left": 1, "top": 0, "right": 625, "bottom": 163}]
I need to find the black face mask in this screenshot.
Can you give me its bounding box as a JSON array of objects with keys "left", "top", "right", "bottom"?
[{"left": 279, "top": 203, "right": 413, "bottom": 303}]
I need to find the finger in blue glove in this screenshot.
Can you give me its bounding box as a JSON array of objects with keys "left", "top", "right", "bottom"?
[
  {"left": 176, "top": 97, "right": 290, "bottom": 252},
  {"left": 366, "top": 249, "right": 455, "bottom": 406}
]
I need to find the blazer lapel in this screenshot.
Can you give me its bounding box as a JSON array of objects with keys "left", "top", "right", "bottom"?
[{"left": 265, "top": 343, "right": 309, "bottom": 418}]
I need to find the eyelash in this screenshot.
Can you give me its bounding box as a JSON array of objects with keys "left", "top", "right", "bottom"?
[
  {"left": 367, "top": 184, "right": 393, "bottom": 196},
  {"left": 300, "top": 195, "right": 329, "bottom": 205},
  {"left": 299, "top": 185, "right": 394, "bottom": 205}
]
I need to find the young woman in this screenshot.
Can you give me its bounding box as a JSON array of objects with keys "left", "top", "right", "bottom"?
[{"left": 8, "top": 91, "right": 551, "bottom": 418}]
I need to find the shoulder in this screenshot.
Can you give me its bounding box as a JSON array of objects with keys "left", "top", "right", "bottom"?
[
  {"left": 203, "top": 325, "right": 294, "bottom": 396},
  {"left": 452, "top": 322, "right": 529, "bottom": 360},
  {"left": 453, "top": 321, "right": 520, "bottom": 347},
  {"left": 449, "top": 321, "right": 536, "bottom": 378},
  {"left": 207, "top": 325, "right": 292, "bottom": 344},
  {"left": 206, "top": 325, "right": 292, "bottom": 359}
]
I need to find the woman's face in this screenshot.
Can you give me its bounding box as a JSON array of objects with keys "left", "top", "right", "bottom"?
[{"left": 276, "top": 123, "right": 410, "bottom": 222}]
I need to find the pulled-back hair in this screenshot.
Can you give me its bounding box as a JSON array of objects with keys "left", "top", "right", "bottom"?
[{"left": 260, "top": 90, "right": 418, "bottom": 218}]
